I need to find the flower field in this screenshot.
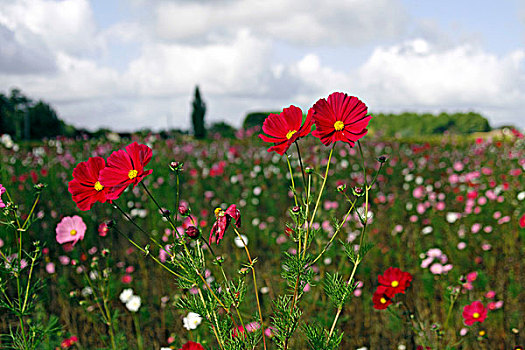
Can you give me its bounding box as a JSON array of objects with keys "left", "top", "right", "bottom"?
[{"left": 0, "top": 125, "right": 524, "bottom": 349}]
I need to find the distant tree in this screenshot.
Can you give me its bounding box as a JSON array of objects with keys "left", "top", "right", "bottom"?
[
  {"left": 0, "top": 88, "right": 77, "bottom": 140},
  {"left": 191, "top": 86, "right": 207, "bottom": 139},
  {"left": 209, "top": 121, "right": 237, "bottom": 138},
  {"left": 27, "top": 101, "right": 64, "bottom": 139},
  {"left": 242, "top": 112, "right": 275, "bottom": 130}
]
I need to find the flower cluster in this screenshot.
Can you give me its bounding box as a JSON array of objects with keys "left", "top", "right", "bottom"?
[
  {"left": 119, "top": 288, "right": 142, "bottom": 312},
  {"left": 373, "top": 267, "right": 413, "bottom": 310},
  {"left": 68, "top": 142, "right": 152, "bottom": 211},
  {"left": 259, "top": 92, "right": 372, "bottom": 154}
]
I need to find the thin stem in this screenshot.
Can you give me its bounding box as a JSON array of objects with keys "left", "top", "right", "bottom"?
[
  {"left": 294, "top": 141, "right": 307, "bottom": 190},
  {"left": 112, "top": 225, "right": 192, "bottom": 282},
  {"left": 233, "top": 228, "right": 267, "bottom": 350},
  {"left": 198, "top": 288, "right": 225, "bottom": 350},
  {"left": 133, "top": 313, "right": 144, "bottom": 350},
  {"left": 21, "top": 254, "right": 37, "bottom": 313},
  {"left": 21, "top": 192, "right": 41, "bottom": 230},
  {"left": 310, "top": 198, "right": 357, "bottom": 266},
  {"left": 285, "top": 155, "right": 299, "bottom": 208},
  {"left": 304, "top": 144, "right": 335, "bottom": 257}
]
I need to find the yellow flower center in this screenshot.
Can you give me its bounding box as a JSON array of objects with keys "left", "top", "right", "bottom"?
[
  {"left": 286, "top": 130, "right": 297, "bottom": 140},
  {"left": 70, "top": 229, "right": 77, "bottom": 236},
  {"left": 391, "top": 280, "right": 399, "bottom": 288},
  {"left": 380, "top": 297, "right": 386, "bottom": 304},
  {"left": 473, "top": 312, "right": 480, "bottom": 318},
  {"left": 478, "top": 330, "right": 485, "bottom": 336},
  {"left": 128, "top": 169, "right": 138, "bottom": 179},
  {"left": 94, "top": 181, "right": 104, "bottom": 191},
  {"left": 334, "top": 121, "right": 344, "bottom": 131},
  {"left": 215, "top": 207, "right": 224, "bottom": 218}
]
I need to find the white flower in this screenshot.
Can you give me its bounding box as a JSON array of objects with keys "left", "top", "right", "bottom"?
[
  {"left": 234, "top": 235, "right": 249, "bottom": 248},
  {"left": 119, "top": 288, "right": 134, "bottom": 303},
  {"left": 81, "top": 287, "right": 93, "bottom": 297},
  {"left": 398, "top": 345, "right": 407, "bottom": 350},
  {"left": 421, "top": 226, "right": 433, "bottom": 235},
  {"left": 183, "top": 312, "right": 203, "bottom": 330},
  {"left": 446, "top": 212, "right": 460, "bottom": 223},
  {"left": 253, "top": 186, "right": 262, "bottom": 196},
  {"left": 126, "top": 295, "right": 141, "bottom": 312},
  {"left": 160, "top": 347, "right": 171, "bottom": 350},
  {"left": 517, "top": 191, "right": 525, "bottom": 201}
]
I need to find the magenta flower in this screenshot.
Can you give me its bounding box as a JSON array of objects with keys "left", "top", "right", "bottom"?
[
  {"left": 56, "top": 215, "right": 86, "bottom": 246},
  {"left": 462, "top": 301, "right": 487, "bottom": 326},
  {"left": 0, "top": 184, "right": 6, "bottom": 208},
  {"left": 209, "top": 204, "right": 241, "bottom": 245}
]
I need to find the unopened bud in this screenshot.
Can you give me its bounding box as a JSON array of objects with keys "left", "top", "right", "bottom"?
[
  {"left": 377, "top": 155, "right": 388, "bottom": 163},
  {"left": 337, "top": 184, "right": 346, "bottom": 192},
  {"left": 305, "top": 167, "right": 313, "bottom": 174},
  {"left": 352, "top": 187, "right": 364, "bottom": 197},
  {"left": 185, "top": 226, "right": 200, "bottom": 239},
  {"left": 169, "top": 161, "right": 184, "bottom": 172},
  {"left": 105, "top": 220, "right": 115, "bottom": 228},
  {"left": 292, "top": 206, "right": 300, "bottom": 213},
  {"left": 162, "top": 209, "right": 171, "bottom": 218},
  {"left": 178, "top": 206, "right": 189, "bottom": 216}
]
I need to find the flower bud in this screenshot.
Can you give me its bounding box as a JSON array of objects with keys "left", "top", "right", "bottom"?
[
  {"left": 337, "top": 184, "right": 347, "bottom": 192},
  {"left": 105, "top": 220, "right": 115, "bottom": 228},
  {"left": 305, "top": 167, "right": 313, "bottom": 174},
  {"left": 169, "top": 161, "right": 184, "bottom": 172},
  {"left": 377, "top": 155, "right": 388, "bottom": 163},
  {"left": 162, "top": 209, "right": 171, "bottom": 218},
  {"left": 352, "top": 187, "right": 364, "bottom": 197},
  {"left": 178, "top": 206, "right": 189, "bottom": 216},
  {"left": 185, "top": 226, "right": 200, "bottom": 239},
  {"left": 292, "top": 206, "right": 300, "bottom": 213}
]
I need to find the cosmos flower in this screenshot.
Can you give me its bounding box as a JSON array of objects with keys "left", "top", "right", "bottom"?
[
  {"left": 209, "top": 204, "right": 241, "bottom": 245},
  {"left": 259, "top": 105, "right": 313, "bottom": 155},
  {"left": 378, "top": 267, "right": 413, "bottom": 295},
  {"left": 372, "top": 285, "right": 395, "bottom": 310},
  {"left": 311, "top": 92, "right": 372, "bottom": 146},
  {"left": 68, "top": 157, "right": 109, "bottom": 211},
  {"left": 183, "top": 312, "right": 203, "bottom": 330},
  {"left": 125, "top": 295, "right": 141, "bottom": 312},
  {"left": 462, "top": 301, "right": 487, "bottom": 326},
  {"left": 179, "top": 341, "right": 205, "bottom": 350},
  {"left": 56, "top": 216, "right": 86, "bottom": 246},
  {"left": 99, "top": 142, "right": 153, "bottom": 200},
  {"left": 0, "top": 184, "right": 6, "bottom": 208}
]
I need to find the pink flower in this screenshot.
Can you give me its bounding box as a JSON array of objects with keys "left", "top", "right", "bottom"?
[
  {"left": 429, "top": 263, "right": 443, "bottom": 274},
  {"left": 56, "top": 216, "right": 86, "bottom": 246},
  {"left": 485, "top": 290, "right": 496, "bottom": 299},
  {"left": 466, "top": 271, "right": 478, "bottom": 282},
  {"left": 462, "top": 301, "right": 487, "bottom": 326},
  {"left": 121, "top": 275, "right": 132, "bottom": 284},
  {"left": 98, "top": 222, "right": 109, "bottom": 237},
  {"left": 0, "top": 184, "right": 6, "bottom": 208},
  {"left": 46, "top": 262, "right": 55, "bottom": 274}
]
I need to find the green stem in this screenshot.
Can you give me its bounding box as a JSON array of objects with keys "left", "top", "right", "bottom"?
[
  {"left": 233, "top": 228, "right": 267, "bottom": 350},
  {"left": 294, "top": 141, "right": 307, "bottom": 190},
  {"left": 309, "top": 198, "right": 357, "bottom": 266},
  {"left": 133, "top": 313, "right": 144, "bottom": 350},
  {"left": 304, "top": 144, "right": 335, "bottom": 257}
]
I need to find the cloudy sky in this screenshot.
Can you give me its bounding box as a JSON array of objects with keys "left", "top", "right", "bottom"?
[{"left": 1, "top": 0, "right": 524, "bottom": 132}]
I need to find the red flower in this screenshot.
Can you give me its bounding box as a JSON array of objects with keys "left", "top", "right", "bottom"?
[
  {"left": 99, "top": 142, "right": 153, "bottom": 200},
  {"left": 311, "top": 92, "right": 372, "bottom": 146},
  {"left": 519, "top": 214, "right": 525, "bottom": 229},
  {"left": 209, "top": 204, "right": 241, "bottom": 244},
  {"left": 378, "top": 267, "right": 412, "bottom": 295},
  {"left": 462, "top": 301, "right": 487, "bottom": 326},
  {"left": 68, "top": 157, "right": 109, "bottom": 211},
  {"left": 61, "top": 335, "right": 78, "bottom": 348},
  {"left": 259, "top": 105, "right": 313, "bottom": 155},
  {"left": 372, "top": 285, "right": 395, "bottom": 310},
  {"left": 180, "top": 341, "right": 204, "bottom": 350}
]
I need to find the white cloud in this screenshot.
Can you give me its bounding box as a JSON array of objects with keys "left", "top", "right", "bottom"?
[
  {"left": 0, "top": 0, "right": 102, "bottom": 57},
  {"left": 154, "top": 0, "right": 408, "bottom": 46}
]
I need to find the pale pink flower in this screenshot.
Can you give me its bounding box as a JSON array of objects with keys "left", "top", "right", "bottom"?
[
  {"left": 485, "top": 290, "right": 496, "bottom": 299},
  {"left": 56, "top": 216, "right": 86, "bottom": 246},
  {"left": 46, "top": 262, "right": 55, "bottom": 274},
  {"left": 429, "top": 263, "right": 444, "bottom": 274}
]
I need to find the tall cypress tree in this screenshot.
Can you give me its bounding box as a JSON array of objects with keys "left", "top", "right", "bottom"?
[{"left": 191, "top": 86, "right": 206, "bottom": 139}]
